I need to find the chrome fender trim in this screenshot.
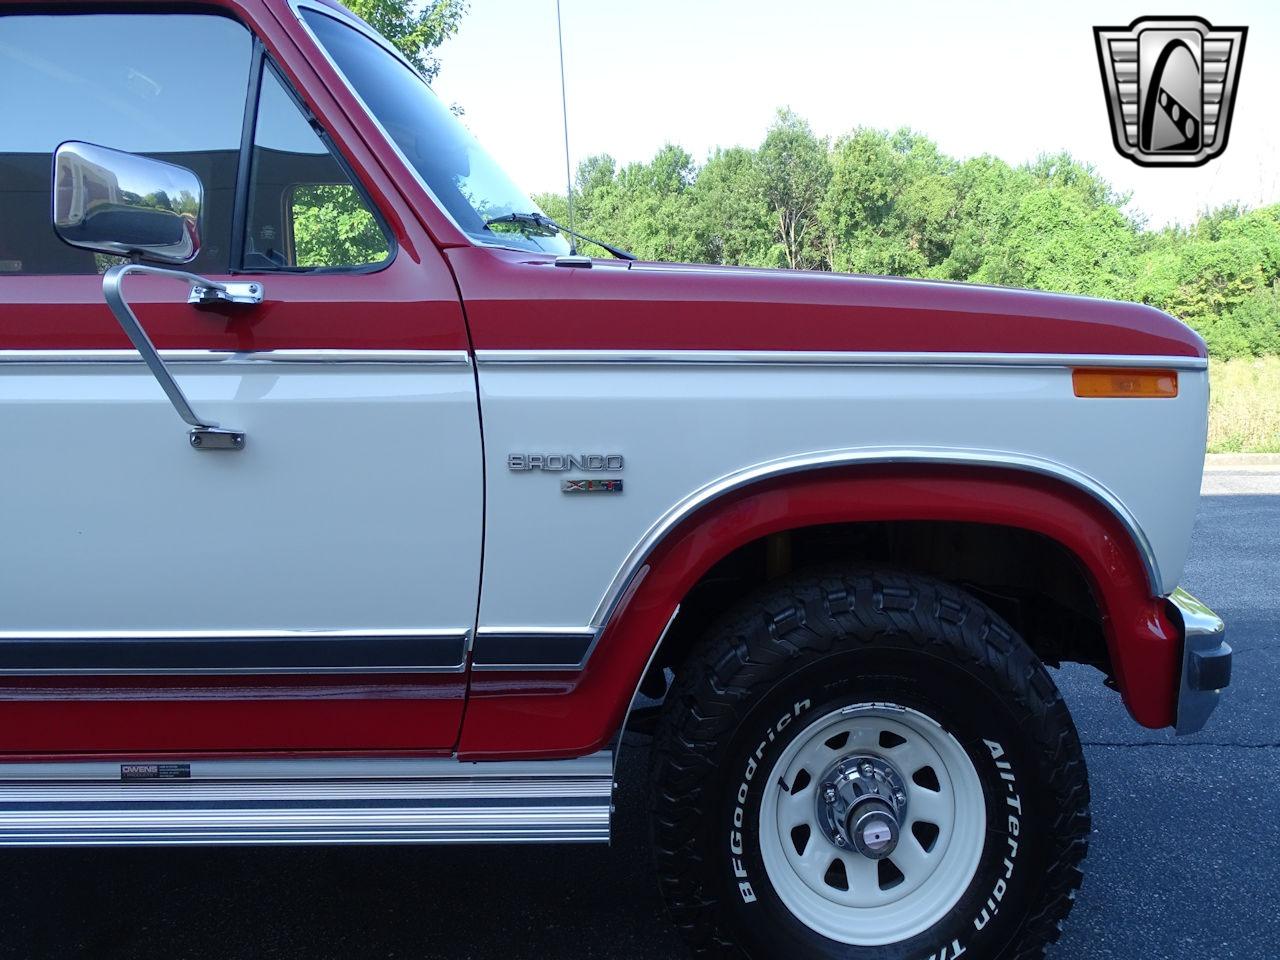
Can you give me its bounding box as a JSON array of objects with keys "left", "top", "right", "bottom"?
[
  {"left": 475, "top": 349, "right": 1208, "bottom": 370},
  {"left": 589, "top": 447, "right": 1163, "bottom": 631}
]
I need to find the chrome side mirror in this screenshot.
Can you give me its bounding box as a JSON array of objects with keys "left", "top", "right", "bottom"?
[
  {"left": 53, "top": 141, "right": 202, "bottom": 264},
  {"left": 51, "top": 141, "right": 261, "bottom": 451}
]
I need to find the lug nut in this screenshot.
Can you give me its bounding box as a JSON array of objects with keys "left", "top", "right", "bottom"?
[
  {"left": 861, "top": 762, "right": 874, "bottom": 778},
  {"left": 822, "top": 785, "right": 837, "bottom": 804}
]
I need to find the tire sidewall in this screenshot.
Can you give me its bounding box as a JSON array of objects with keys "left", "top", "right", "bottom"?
[{"left": 714, "top": 643, "right": 1054, "bottom": 960}]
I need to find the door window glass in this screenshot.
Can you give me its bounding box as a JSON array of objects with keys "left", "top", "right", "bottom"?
[
  {"left": 0, "top": 13, "right": 252, "bottom": 275},
  {"left": 242, "top": 66, "right": 391, "bottom": 270}
]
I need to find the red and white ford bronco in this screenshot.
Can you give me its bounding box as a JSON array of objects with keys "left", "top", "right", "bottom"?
[{"left": 0, "top": 1, "right": 1232, "bottom": 957}]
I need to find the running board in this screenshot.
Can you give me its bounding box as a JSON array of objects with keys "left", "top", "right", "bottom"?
[{"left": 0, "top": 753, "right": 613, "bottom": 847}]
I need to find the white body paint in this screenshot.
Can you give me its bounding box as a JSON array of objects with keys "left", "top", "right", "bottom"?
[
  {"left": 474, "top": 356, "right": 1209, "bottom": 630},
  {"left": 0, "top": 357, "right": 482, "bottom": 634},
  {"left": 0, "top": 352, "right": 1208, "bottom": 642}
]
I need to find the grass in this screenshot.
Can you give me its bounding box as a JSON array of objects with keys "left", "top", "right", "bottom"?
[{"left": 1208, "top": 356, "right": 1280, "bottom": 453}]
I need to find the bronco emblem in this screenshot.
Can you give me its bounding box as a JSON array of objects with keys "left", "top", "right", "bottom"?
[
  {"left": 507, "top": 454, "right": 624, "bottom": 472},
  {"left": 1094, "top": 16, "right": 1247, "bottom": 167}
]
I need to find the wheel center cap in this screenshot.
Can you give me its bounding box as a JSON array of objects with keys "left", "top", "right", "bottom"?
[{"left": 815, "top": 755, "right": 908, "bottom": 859}]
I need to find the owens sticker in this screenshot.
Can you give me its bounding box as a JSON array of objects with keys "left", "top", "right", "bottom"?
[{"left": 120, "top": 763, "right": 191, "bottom": 781}]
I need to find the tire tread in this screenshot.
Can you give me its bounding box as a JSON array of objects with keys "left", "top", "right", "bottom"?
[{"left": 649, "top": 567, "right": 1090, "bottom": 959}]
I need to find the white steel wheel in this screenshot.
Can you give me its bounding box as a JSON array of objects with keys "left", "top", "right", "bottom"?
[{"left": 758, "top": 702, "right": 985, "bottom": 946}]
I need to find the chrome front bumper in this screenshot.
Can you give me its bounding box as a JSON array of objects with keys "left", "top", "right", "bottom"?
[{"left": 1169, "top": 588, "right": 1232, "bottom": 735}]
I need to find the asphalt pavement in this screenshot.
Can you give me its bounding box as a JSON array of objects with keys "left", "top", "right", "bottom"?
[{"left": 0, "top": 471, "right": 1275, "bottom": 959}]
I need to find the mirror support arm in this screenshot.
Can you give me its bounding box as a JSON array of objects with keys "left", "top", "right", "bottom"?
[{"left": 102, "top": 263, "right": 263, "bottom": 451}]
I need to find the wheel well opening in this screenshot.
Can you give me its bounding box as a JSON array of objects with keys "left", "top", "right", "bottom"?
[{"left": 633, "top": 520, "right": 1110, "bottom": 706}]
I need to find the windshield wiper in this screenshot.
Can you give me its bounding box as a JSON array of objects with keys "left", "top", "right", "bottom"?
[{"left": 484, "top": 211, "right": 636, "bottom": 261}]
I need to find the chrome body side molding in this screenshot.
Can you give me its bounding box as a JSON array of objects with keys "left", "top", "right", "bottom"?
[
  {"left": 0, "top": 349, "right": 471, "bottom": 365},
  {"left": 469, "top": 628, "right": 598, "bottom": 671},
  {"left": 475, "top": 349, "right": 1208, "bottom": 370},
  {"left": 0, "top": 752, "right": 613, "bottom": 846},
  {"left": 589, "top": 448, "right": 1164, "bottom": 630},
  {"left": 0, "top": 629, "right": 470, "bottom": 676}
]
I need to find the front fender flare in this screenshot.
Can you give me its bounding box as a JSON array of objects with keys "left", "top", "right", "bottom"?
[{"left": 458, "top": 461, "right": 1179, "bottom": 759}]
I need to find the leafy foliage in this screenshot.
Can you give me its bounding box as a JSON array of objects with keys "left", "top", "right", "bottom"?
[
  {"left": 757, "top": 109, "right": 830, "bottom": 269},
  {"left": 291, "top": 185, "right": 388, "bottom": 268},
  {"left": 343, "top": 0, "right": 467, "bottom": 82},
  {"left": 537, "top": 115, "right": 1280, "bottom": 359}
]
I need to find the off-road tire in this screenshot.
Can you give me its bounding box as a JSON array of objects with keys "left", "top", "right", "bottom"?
[{"left": 650, "top": 567, "right": 1090, "bottom": 959}]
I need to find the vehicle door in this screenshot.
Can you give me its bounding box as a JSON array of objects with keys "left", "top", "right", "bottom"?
[{"left": 0, "top": 6, "right": 482, "bottom": 753}]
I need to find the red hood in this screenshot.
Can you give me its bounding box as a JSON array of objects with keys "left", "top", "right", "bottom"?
[{"left": 446, "top": 248, "right": 1207, "bottom": 359}]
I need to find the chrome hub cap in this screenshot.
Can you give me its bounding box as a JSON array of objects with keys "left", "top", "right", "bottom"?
[
  {"left": 758, "top": 703, "right": 986, "bottom": 946},
  {"left": 815, "top": 755, "right": 908, "bottom": 860}
]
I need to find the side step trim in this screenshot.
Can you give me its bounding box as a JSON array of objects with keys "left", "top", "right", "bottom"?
[{"left": 0, "top": 753, "right": 612, "bottom": 847}]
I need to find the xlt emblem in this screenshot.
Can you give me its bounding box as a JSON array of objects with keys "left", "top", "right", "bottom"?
[
  {"left": 508, "top": 454, "right": 624, "bottom": 472},
  {"left": 562, "top": 479, "right": 624, "bottom": 495},
  {"left": 1094, "top": 16, "right": 1247, "bottom": 167}
]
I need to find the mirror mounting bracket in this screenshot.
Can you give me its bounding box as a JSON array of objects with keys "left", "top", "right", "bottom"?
[
  {"left": 189, "top": 428, "right": 246, "bottom": 450},
  {"left": 102, "top": 263, "right": 261, "bottom": 451},
  {"left": 189, "top": 281, "right": 264, "bottom": 308}
]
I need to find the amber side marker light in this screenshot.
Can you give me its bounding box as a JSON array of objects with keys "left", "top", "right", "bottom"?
[{"left": 1072, "top": 368, "right": 1178, "bottom": 398}]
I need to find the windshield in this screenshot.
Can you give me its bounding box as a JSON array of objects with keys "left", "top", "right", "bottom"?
[{"left": 302, "top": 8, "right": 569, "bottom": 256}]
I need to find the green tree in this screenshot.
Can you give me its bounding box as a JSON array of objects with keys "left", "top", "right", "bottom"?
[
  {"left": 344, "top": 0, "right": 468, "bottom": 81},
  {"left": 757, "top": 109, "right": 830, "bottom": 269},
  {"left": 1215, "top": 285, "right": 1280, "bottom": 357},
  {"left": 1166, "top": 235, "right": 1267, "bottom": 327},
  {"left": 936, "top": 156, "right": 1032, "bottom": 281},
  {"left": 822, "top": 128, "right": 907, "bottom": 274},
  {"left": 1219, "top": 205, "right": 1280, "bottom": 280},
  {"left": 976, "top": 186, "right": 1136, "bottom": 298},
  {"left": 821, "top": 127, "right": 957, "bottom": 276},
  {"left": 611, "top": 144, "right": 701, "bottom": 261},
  {"left": 885, "top": 130, "right": 959, "bottom": 274},
  {"left": 529, "top": 109, "right": 1280, "bottom": 360},
  {"left": 1129, "top": 230, "right": 1185, "bottom": 309},
  {"left": 535, "top": 154, "right": 623, "bottom": 256},
  {"left": 688, "top": 147, "right": 773, "bottom": 266},
  {"left": 534, "top": 154, "right": 620, "bottom": 230}
]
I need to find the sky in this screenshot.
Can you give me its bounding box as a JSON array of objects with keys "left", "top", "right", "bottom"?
[{"left": 432, "top": 0, "right": 1279, "bottom": 230}]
